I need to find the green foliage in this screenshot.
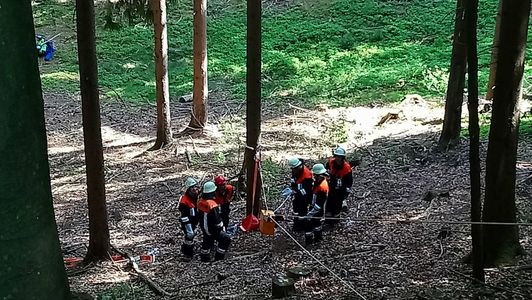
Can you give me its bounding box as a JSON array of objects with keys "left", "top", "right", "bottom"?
[
  {"left": 96, "top": 284, "right": 146, "bottom": 300},
  {"left": 33, "top": 0, "right": 532, "bottom": 107},
  {"left": 462, "top": 114, "right": 532, "bottom": 139},
  {"left": 261, "top": 158, "right": 284, "bottom": 207}
]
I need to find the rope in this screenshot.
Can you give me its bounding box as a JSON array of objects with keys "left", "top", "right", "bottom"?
[
  {"left": 273, "top": 195, "right": 292, "bottom": 213},
  {"left": 281, "top": 215, "right": 532, "bottom": 227},
  {"left": 271, "top": 218, "right": 367, "bottom": 300}
]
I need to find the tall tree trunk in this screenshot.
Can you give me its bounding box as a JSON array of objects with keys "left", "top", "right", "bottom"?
[
  {"left": 0, "top": 1, "right": 71, "bottom": 298},
  {"left": 245, "top": 0, "right": 262, "bottom": 216},
  {"left": 465, "top": 0, "right": 484, "bottom": 282},
  {"left": 438, "top": 0, "right": 467, "bottom": 151},
  {"left": 485, "top": 1, "right": 502, "bottom": 101},
  {"left": 76, "top": 0, "right": 111, "bottom": 262},
  {"left": 151, "top": 0, "right": 173, "bottom": 148},
  {"left": 189, "top": 0, "right": 208, "bottom": 130},
  {"left": 482, "top": 0, "right": 530, "bottom": 267}
]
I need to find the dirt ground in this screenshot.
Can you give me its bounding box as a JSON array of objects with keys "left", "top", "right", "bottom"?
[{"left": 45, "top": 91, "right": 532, "bottom": 299}]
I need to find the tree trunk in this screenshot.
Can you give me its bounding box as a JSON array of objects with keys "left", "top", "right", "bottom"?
[
  {"left": 465, "top": 0, "right": 484, "bottom": 282},
  {"left": 482, "top": 0, "right": 530, "bottom": 267},
  {"left": 438, "top": 0, "right": 467, "bottom": 151},
  {"left": 0, "top": 1, "right": 71, "bottom": 298},
  {"left": 189, "top": 0, "right": 208, "bottom": 130},
  {"left": 76, "top": 0, "right": 111, "bottom": 262},
  {"left": 485, "top": 1, "right": 502, "bottom": 101},
  {"left": 245, "top": 0, "right": 262, "bottom": 216},
  {"left": 151, "top": 0, "right": 173, "bottom": 149}
]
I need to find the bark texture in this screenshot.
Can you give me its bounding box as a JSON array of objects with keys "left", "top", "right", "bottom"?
[
  {"left": 152, "top": 0, "right": 173, "bottom": 148},
  {"left": 76, "top": 0, "right": 111, "bottom": 261},
  {"left": 438, "top": 0, "right": 467, "bottom": 151},
  {"left": 245, "top": 0, "right": 262, "bottom": 216},
  {"left": 0, "top": 1, "right": 71, "bottom": 298},
  {"left": 482, "top": 0, "right": 530, "bottom": 267},
  {"left": 189, "top": 0, "right": 208, "bottom": 130}
]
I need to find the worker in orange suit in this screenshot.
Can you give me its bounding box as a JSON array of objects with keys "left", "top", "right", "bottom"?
[
  {"left": 178, "top": 177, "right": 200, "bottom": 261},
  {"left": 214, "top": 175, "right": 234, "bottom": 229},
  {"left": 286, "top": 157, "right": 313, "bottom": 232},
  {"left": 304, "top": 163, "right": 329, "bottom": 245},
  {"left": 325, "top": 146, "right": 353, "bottom": 222},
  {"left": 198, "top": 181, "right": 231, "bottom": 262}
]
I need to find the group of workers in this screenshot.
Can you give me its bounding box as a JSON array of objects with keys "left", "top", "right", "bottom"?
[
  {"left": 177, "top": 175, "right": 234, "bottom": 262},
  {"left": 287, "top": 146, "right": 353, "bottom": 245},
  {"left": 176, "top": 146, "right": 353, "bottom": 261}
]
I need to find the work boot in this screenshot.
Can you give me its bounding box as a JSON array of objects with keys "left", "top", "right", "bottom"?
[
  {"left": 305, "top": 232, "right": 314, "bottom": 245},
  {"left": 341, "top": 201, "right": 348, "bottom": 213},
  {"left": 181, "top": 243, "right": 194, "bottom": 258},
  {"left": 200, "top": 250, "right": 211, "bottom": 262},
  {"left": 181, "top": 255, "right": 193, "bottom": 262},
  {"left": 292, "top": 219, "right": 304, "bottom": 232},
  {"left": 214, "top": 249, "right": 226, "bottom": 261},
  {"left": 313, "top": 227, "right": 323, "bottom": 242}
]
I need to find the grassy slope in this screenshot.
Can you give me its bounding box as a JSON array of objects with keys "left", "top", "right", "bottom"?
[{"left": 33, "top": 0, "right": 532, "bottom": 107}]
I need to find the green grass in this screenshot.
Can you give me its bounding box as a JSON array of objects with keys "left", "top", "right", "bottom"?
[
  {"left": 95, "top": 283, "right": 147, "bottom": 300},
  {"left": 462, "top": 114, "right": 532, "bottom": 139},
  {"left": 33, "top": 0, "right": 532, "bottom": 107}
]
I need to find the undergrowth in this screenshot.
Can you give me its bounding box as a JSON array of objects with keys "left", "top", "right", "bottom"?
[
  {"left": 462, "top": 114, "right": 532, "bottom": 139},
  {"left": 33, "top": 0, "right": 532, "bottom": 107},
  {"left": 95, "top": 283, "right": 146, "bottom": 300}
]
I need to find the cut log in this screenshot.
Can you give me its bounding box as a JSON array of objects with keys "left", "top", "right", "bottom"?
[
  {"left": 287, "top": 266, "right": 312, "bottom": 279},
  {"left": 272, "top": 275, "right": 295, "bottom": 298},
  {"left": 178, "top": 93, "right": 193, "bottom": 103},
  {"left": 377, "top": 111, "right": 400, "bottom": 126}
]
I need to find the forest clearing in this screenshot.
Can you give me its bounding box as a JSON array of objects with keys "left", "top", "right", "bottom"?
[
  {"left": 47, "top": 90, "right": 532, "bottom": 299},
  {"left": 2, "top": 0, "right": 532, "bottom": 299}
]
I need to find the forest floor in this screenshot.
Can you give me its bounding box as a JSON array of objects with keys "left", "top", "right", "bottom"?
[{"left": 45, "top": 91, "right": 532, "bottom": 300}]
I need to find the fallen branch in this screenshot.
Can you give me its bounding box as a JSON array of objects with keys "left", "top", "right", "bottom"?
[
  {"left": 229, "top": 250, "right": 268, "bottom": 261},
  {"left": 111, "top": 245, "right": 171, "bottom": 297}
]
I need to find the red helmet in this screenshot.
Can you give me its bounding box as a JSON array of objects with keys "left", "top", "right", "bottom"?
[{"left": 214, "top": 175, "right": 226, "bottom": 186}]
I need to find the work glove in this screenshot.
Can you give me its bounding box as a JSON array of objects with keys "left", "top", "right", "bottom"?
[
  {"left": 185, "top": 232, "right": 195, "bottom": 241},
  {"left": 306, "top": 205, "right": 321, "bottom": 218},
  {"left": 281, "top": 187, "right": 294, "bottom": 198},
  {"left": 185, "top": 223, "right": 195, "bottom": 240}
]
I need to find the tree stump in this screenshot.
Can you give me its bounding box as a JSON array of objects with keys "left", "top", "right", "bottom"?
[
  {"left": 272, "top": 275, "right": 295, "bottom": 298},
  {"left": 287, "top": 266, "right": 312, "bottom": 280}
]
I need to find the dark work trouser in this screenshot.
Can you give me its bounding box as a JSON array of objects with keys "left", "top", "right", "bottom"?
[
  {"left": 220, "top": 203, "right": 230, "bottom": 229},
  {"left": 200, "top": 230, "right": 231, "bottom": 262},
  {"left": 180, "top": 223, "right": 196, "bottom": 258},
  {"left": 304, "top": 210, "right": 323, "bottom": 243},
  {"left": 326, "top": 190, "right": 347, "bottom": 217},
  {"left": 293, "top": 197, "right": 309, "bottom": 231}
]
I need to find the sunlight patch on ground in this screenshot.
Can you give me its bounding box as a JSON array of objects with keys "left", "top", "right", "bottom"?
[
  {"left": 48, "top": 145, "right": 82, "bottom": 155},
  {"left": 101, "top": 126, "right": 152, "bottom": 147},
  {"left": 41, "top": 71, "right": 79, "bottom": 82}
]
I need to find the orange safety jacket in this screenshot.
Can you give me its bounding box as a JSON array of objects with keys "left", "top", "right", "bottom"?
[
  {"left": 197, "top": 198, "right": 224, "bottom": 236},
  {"left": 215, "top": 184, "right": 234, "bottom": 205},
  {"left": 311, "top": 177, "right": 329, "bottom": 211},
  {"left": 327, "top": 158, "right": 353, "bottom": 191},
  {"left": 178, "top": 194, "right": 198, "bottom": 227}
]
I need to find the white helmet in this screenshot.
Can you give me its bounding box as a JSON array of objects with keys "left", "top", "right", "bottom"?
[
  {"left": 312, "top": 163, "right": 327, "bottom": 175},
  {"left": 203, "top": 181, "right": 217, "bottom": 193},
  {"left": 288, "top": 157, "right": 302, "bottom": 168},
  {"left": 185, "top": 177, "right": 197, "bottom": 188},
  {"left": 333, "top": 146, "right": 347, "bottom": 157}
]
